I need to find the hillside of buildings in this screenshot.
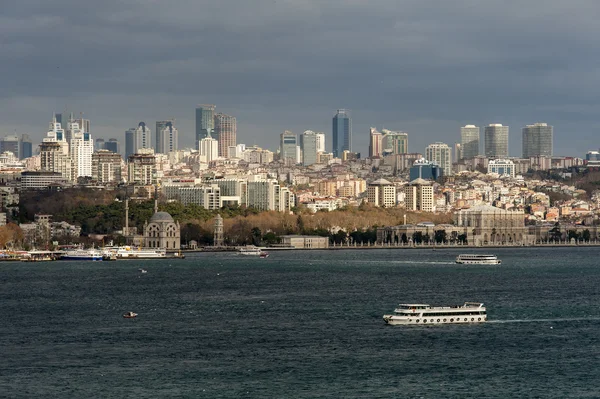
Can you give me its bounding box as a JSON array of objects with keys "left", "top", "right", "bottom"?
[{"left": 16, "top": 188, "right": 452, "bottom": 246}]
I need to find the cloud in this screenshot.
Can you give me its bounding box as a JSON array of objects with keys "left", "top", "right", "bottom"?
[{"left": 1, "top": 0, "right": 600, "bottom": 156}]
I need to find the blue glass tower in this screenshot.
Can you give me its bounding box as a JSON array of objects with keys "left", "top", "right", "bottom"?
[{"left": 332, "top": 109, "right": 351, "bottom": 158}]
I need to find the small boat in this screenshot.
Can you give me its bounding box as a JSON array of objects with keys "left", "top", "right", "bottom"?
[
  {"left": 259, "top": 251, "right": 269, "bottom": 258},
  {"left": 238, "top": 246, "right": 264, "bottom": 256},
  {"left": 455, "top": 254, "right": 501, "bottom": 264},
  {"left": 139, "top": 269, "right": 148, "bottom": 274},
  {"left": 123, "top": 311, "right": 138, "bottom": 318}
]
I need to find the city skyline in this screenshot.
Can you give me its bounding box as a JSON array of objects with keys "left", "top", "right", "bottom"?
[{"left": 3, "top": 1, "right": 600, "bottom": 156}]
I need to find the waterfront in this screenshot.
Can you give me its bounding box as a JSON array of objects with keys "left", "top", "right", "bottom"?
[{"left": 1, "top": 247, "right": 600, "bottom": 398}]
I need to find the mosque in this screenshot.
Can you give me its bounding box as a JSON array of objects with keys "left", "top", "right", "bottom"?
[{"left": 123, "top": 199, "right": 181, "bottom": 250}]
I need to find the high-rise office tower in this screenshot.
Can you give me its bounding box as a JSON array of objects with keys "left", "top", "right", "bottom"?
[
  {"left": 460, "top": 125, "right": 480, "bottom": 159},
  {"left": 381, "top": 129, "right": 408, "bottom": 155},
  {"left": 280, "top": 131, "right": 297, "bottom": 165},
  {"left": 484, "top": 124, "right": 509, "bottom": 158},
  {"left": 0, "top": 135, "right": 20, "bottom": 157},
  {"left": 301, "top": 130, "right": 318, "bottom": 166},
  {"left": 425, "top": 142, "right": 452, "bottom": 176},
  {"left": 95, "top": 138, "right": 105, "bottom": 152},
  {"left": 214, "top": 113, "right": 236, "bottom": 157},
  {"left": 69, "top": 121, "right": 93, "bottom": 180},
  {"left": 40, "top": 116, "right": 71, "bottom": 180},
  {"left": 195, "top": 104, "right": 215, "bottom": 150},
  {"left": 315, "top": 132, "right": 326, "bottom": 153},
  {"left": 20, "top": 134, "right": 32, "bottom": 159},
  {"left": 125, "top": 128, "right": 135, "bottom": 158},
  {"left": 369, "top": 127, "right": 383, "bottom": 158},
  {"left": 156, "top": 120, "right": 178, "bottom": 154},
  {"left": 104, "top": 138, "right": 119, "bottom": 154},
  {"left": 74, "top": 117, "right": 91, "bottom": 133},
  {"left": 332, "top": 109, "right": 351, "bottom": 158},
  {"left": 125, "top": 122, "right": 151, "bottom": 158},
  {"left": 522, "top": 123, "right": 553, "bottom": 158}
]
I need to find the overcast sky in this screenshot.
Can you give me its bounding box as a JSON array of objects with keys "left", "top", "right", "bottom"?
[{"left": 2, "top": 0, "right": 600, "bottom": 157}]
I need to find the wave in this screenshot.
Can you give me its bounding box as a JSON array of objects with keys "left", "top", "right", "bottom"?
[{"left": 489, "top": 317, "right": 600, "bottom": 323}]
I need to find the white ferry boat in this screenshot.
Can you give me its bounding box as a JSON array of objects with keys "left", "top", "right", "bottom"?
[
  {"left": 455, "top": 254, "right": 501, "bottom": 264},
  {"left": 238, "top": 246, "right": 267, "bottom": 256},
  {"left": 105, "top": 246, "right": 167, "bottom": 259},
  {"left": 62, "top": 248, "right": 104, "bottom": 261},
  {"left": 383, "top": 302, "right": 487, "bottom": 325}
]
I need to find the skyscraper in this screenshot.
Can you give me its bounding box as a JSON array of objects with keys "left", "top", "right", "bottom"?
[
  {"left": 425, "top": 142, "right": 452, "bottom": 176},
  {"left": 332, "top": 109, "right": 351, "bottom": 158},
  {"left": 40, "top": 117, "right": 71, "bottom": 180},
  {"left": 460, "top": 125, "right": 480, "bottom": 159},
  {"left": 95, "top": 138, "right": 105, "bottom": 152},
  {"left": 484, "top": 124, "right": 509, "bottom": 158},
  {"left": 280, "top": 130, "right": 297, "bottom": 165},
  {"left": 522, "top": 123, "right": 553, "bottom": 158},
  {"left": 125, "top": 122, "right": 151, "bottom": 158},
  {"left": 214, "top": 113, "right": 236, "bottom": 158},
  {"left": 0, "top": 135, "right": 20, "bottom": 157},
  {"left": 315, "top": 132, "right": 326, "bottom": 153},
  {"left": 20, "top": 134, "right": 32, "bottom": 159},
  {"left": 300, "top": 130, "right": 318, "bottom": 166},
  {"left": 369, "top": 128, "right": 382, "bottom": 158},
  {"left": 69, "top": 120, "right": 94, "bottom": 180},
  {"left": 156, "top": 120, "right": 178, "bottom": 154},
  {"left": 104, "top": 138, "right": 120, "bottom": 154},
  {"left": 381, "top": 129, "right": 408, "bottom": 155},
  {"left": 195, "top": 104, "right": 215, "bottom": 150}
]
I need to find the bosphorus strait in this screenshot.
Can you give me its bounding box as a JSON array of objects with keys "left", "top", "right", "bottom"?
[{"left": 1, "top": 247, "right": 599, "bottom": 398}]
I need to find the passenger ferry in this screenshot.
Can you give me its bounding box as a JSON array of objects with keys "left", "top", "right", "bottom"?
[
  {"left": 383, "top": 302, "right": 487, "bottom": 325},
  {"left": 104, "top": 246, "right": 167, "bottom": 259},
  {"left": 238, "top": 246, "right": 267, "bottom": 256},
  {"left": 455, "top": 254, "right": 501, "bottom": 264},
  {"left": 61, "top": 248, "right": 104, "bottom": 261}
]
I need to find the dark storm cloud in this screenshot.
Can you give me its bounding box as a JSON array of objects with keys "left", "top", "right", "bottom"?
[{"left": 2, "top": 0, "right": 600, "bottom": 155}]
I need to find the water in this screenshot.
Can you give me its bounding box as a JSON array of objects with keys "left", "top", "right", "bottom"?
[{"left": 1, "top": 247, "right": 600, "bottom": 398}]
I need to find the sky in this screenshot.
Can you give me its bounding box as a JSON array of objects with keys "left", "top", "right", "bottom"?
[{"left": 2, "top": 0, "right": 600, "bottom": 157}]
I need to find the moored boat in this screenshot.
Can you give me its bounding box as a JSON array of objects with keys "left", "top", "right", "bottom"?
[
  {"left": 105, "top": 246, "right": 166, "bottom": 259},
  {"left": 455, "top": 254, "right": 501, "bottom": 264},
  {"left": 383, "top": 302, "right": 487, "bottom": 325},
  {"left": 61, "top": 248, "right": 104, "bottom": 261}
]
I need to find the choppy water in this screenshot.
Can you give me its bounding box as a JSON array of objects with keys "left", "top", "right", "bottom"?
[{"left": 1, "top": 247, "right": 600, "bottom": 398}]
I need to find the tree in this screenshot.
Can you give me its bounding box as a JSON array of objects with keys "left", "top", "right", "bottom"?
[
  {"left": 491, "top": 228, "right": 497, "bottom": 243},
  {"left": 434, "top": 229, "right": 447, "bottom": 244},
  {"left": 251, "top": 227, "right": 262, "bottom": 246},
  {"left": 458, "top": 233, "right": 468, "bottom": 244},
  {"left": 549, "top": 222, "right": 562, "bottom": 241},
  {"left": 582, "top": 229, "right": 591, "bottom": 242},
  {"left": 412, "top": 231, "right": 423, "bottom": 244}
]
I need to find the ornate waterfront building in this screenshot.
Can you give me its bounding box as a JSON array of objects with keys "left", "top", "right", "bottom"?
[
  {"left": 454, "top": 205, "right": 533, "bottom": 245},
  {"left": 143, "top": 211, "right": 181, "bottom": 250}
]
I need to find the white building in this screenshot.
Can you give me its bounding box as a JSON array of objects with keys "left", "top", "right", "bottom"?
[
  {"left": 199, "top": 137, "right": 219, "bottom": 163},
  {"left": 178, "top": 184, "right": 222, "bottom": 209},
  {"left": 69, "top": 121, "right": 93, "bottom": 180},
  {"left": 367, "top": 178, "right": 397, "bottom": 207},
  {"left": 157, "top": 121, "right": 178, "bottom": 154},
  {"left": 404, "top": 178, "right": 434, "bottom": 212},
  {"left": 316, "top": 132, "right": 326, "bottom": 153},
  {"left": 487, "top": 159, "right": 516, "bottom": 178},
  {"left": 425, "top": 142, "right": 452, "bottom": 176}
]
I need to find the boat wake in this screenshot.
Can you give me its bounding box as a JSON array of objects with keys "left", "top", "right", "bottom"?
[{"left": 489, "top": 317, "right": 600, "bottom": 324}]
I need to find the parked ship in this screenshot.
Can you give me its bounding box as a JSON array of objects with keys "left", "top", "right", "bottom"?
[
  {"left": 62, "top": 248, "right": 104, "bottom": 261},
  {"left": 455, "top": 254, "right": 501, "bottom": 264},
  {"left": 383, "top": 302, "right": 487, "bottom": 325},
  {"left": 105, "top": 246, "right": 167, "bottom": 259}
]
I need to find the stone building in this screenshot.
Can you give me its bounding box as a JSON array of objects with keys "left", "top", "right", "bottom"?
[
  {"left": 143, "top": 211, "right": 181, "bottom": 250},
  {"left": 454, "top": 204, "right": 534, "bottom": 245}
]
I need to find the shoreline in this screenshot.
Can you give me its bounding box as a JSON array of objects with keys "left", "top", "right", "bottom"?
[{"left": 186, "top": 242, "right": 600, "bottom": 252}]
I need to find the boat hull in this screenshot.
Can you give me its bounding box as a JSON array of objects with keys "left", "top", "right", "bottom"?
[
  {"left": 456, "top": 260, "right": 501, "bottom": 264},
  {"left": 383, "top": 315, "right": 487, "bottom": 325},
  {"left": 62, "top": 256, "right": 103, "bottom": 261}
]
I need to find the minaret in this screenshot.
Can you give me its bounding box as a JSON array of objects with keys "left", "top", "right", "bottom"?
[
  {"left": 124, "top": 199, "right": 129, "bottom": 236},
  {"left": 154, "top": 185, "right": 159, "bottom": 213}
]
